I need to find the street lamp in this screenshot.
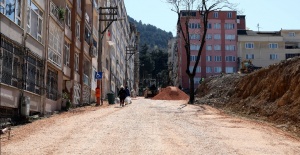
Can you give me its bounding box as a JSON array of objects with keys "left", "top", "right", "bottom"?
[{"left": 96, "top": 6, "right": 118, "bottom": 106}]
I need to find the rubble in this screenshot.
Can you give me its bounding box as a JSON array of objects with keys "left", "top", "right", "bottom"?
[{"left": 196, "top": 56, "right": 300, "bottom": 136}]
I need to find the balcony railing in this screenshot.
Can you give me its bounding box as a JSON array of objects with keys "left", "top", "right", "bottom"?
[{"left": 50, "top": 2, "right": 64, "bottom": 25}]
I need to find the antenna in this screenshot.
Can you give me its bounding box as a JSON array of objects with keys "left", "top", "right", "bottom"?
[{"left": 257, "top": 23, "right": 262, "bottom": 32}]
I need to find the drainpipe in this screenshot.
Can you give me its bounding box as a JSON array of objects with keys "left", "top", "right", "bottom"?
[{"left": 40, "top": 0, "right": 50, "bottom": 116}]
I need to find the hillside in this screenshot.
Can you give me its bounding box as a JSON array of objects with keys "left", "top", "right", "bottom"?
[
  {"left": 128, "top": 16, "right": 173, "bottom": 50},
  {"left": 196, "top": 56, "right": 300, "bottom": 137}
]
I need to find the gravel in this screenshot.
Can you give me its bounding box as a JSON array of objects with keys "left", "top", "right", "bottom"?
[{"left": 1, "top": 98, "right": 300, "bottom": 155}]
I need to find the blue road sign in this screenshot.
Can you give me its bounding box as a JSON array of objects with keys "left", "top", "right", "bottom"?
[{"left": 95, "top": 72, "right": 102, "bottom": 79}]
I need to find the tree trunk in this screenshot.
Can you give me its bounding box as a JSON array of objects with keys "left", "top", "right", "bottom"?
[{"left": 189, "top": 75, "right": 195, "bottom": 104}]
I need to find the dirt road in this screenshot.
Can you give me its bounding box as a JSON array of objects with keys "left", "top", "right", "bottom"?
[{"left": 1, "top": 97, "right": 300, "bottom": 155}]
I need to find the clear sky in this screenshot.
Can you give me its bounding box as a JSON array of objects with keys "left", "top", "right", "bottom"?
[{"left": 124, "top": 0, "right": 300, "bottom": 36}]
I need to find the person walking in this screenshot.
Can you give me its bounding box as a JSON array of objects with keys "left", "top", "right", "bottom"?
[
  {"left": 125, "top": 86, "right": 130, "bottom": 97},
  {"left": 118, "top": 85, "right": 126, "bottom": 107}
]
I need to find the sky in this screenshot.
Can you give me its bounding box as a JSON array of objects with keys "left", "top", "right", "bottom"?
[{"left": 124, "top": 0, "right": 300, "bottom": 37}]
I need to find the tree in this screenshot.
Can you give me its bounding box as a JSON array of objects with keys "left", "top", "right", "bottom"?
[{"left": 167, "top": 0, "right": 237, "bottom": 104}]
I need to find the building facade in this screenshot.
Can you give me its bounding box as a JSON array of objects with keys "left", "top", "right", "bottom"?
[
  {"left": 237, "top": 29, "right": 300, "bottom": 69},
  {"left": 177, "top": 10, "right": 239, "bottom": 89},
  {"left": 0, "top": 0, "right": 138, "bottom": 117}
]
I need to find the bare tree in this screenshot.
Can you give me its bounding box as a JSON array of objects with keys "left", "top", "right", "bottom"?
[{"left": 167, "top": 0, "right": 237, "bottom": 104}]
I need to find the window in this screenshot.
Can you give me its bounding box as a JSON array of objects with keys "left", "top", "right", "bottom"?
[
  {"left": 207, "top": 23, "right": 212, "bottom": 29},
  {"left": 75, "top": 53, "right": 79, "bottom": 72},
  {"left": 213, "top": 12, "right": 218, "bottom": 18},
  {"left": 64, "top": 42, "right": 70, "bottom": 67},
  {"left": 206, "top": 34, "right": 212, "bottom": 40},
  {"left": 189, "top": 66, "right": 201, "bottom": 73},
  {"left": 225, "top": 34, "right": 235, "bottom": 40},
  {"left": 224, "top": 23, "right": 235, "bottom": 29},
  {"left": 1, "top": 46, "right": 22, "bottom": 88},
  {"left": 214, "top": 34, "right": 221, "bottom": 40},
  {"left": 190, "top": 66, "right": 201, "bottom": 73},
  {"left": 77, "top": 0, "right": 81, "bottom": 9},
  {"left": 189, "top": 34, "right": 201, "bottom": 40},
  {"left": 225, "top": 67, "right": 236, "bottom": 73},
  {"left": 270, "top": 54, "right": 278, "bottom": 60},
  {"left": 190, "top": 55, "right": 198, "bottom": 62},
  {"left": 214, "top": 45, "right": 221, "bottom": 51},
  {"left": 214, "top": 56, "right": 222, "bottom": 62},
  {"left": 190, "top": 44, "right": 200, "bottom": 50},
  {"left": 196, "top": 66, "right": 201, "bottom": 73},
  {"left": 1, "top": 0, "right": 21, "bottom": 26},
  {"left": 206, "top": 67, "right": 212, "bottom": 73},
  {"left": 245, "top": 42, "right": 254, "bottom": 49},
  {"left": 225, "top": 45, "right": 235, "bottom": 51},
  {"left": 227, "top": 12, "right": 232, "bottom": 18},
  {"left": 181, "top": 11, "right": 196, "bottom": 17},
  {"left": 76, "top": 21, "right": 80, "bottom": 39},
  {"left": 225, "top": 56, "right": 236, "bottom": 62},
  {"left": 214, "top": 67, "right": 222, "bottom": 73},
  {"left": 206, "top": 45, "right": 212, "bottom": 51},
  {"left": 246, "top": 54, "right": 254, "bottom": 59},
  {"left": 189, "top": 23, "right": 201, "bottom": 29},
  {"left": 193, "top": 77, "right": 201, "bottom": 84},
  {"left": 189, "top": 66, "right": 193, "bottom": 72},
  {"left": 48, "top": 20, "right": 63, "bottom": 67},
  {"left": 47, "top": 68, "right": 58, "bottom": 100},
  {"left": 65, "top": 6, "right": 71, "bottom": 28},
  {"left": 206, "top": 56, "right": 212, "bottom": 61},
  {"left": 27, "top": 0, "right": 43, "bottom": 42},
  {"left": 269, "top": 43, "right": 278, "bottom": 49},
  {"left": 26, "top": 54, "right": 42, "bottom": 94},
  {"left": 0, "top": 0, "right": 4, "bottom": 14},
  {"left": 214, "top": 23, "right": 221, "bottom": 29},
  {"left": 288, "top": 32, "right": 295, "bottom": 37}
]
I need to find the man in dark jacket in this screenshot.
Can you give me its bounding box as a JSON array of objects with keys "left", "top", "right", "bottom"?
[
  {"left": 125, "top": 86, "right": 130, "bottom": 97},
  {"left": 118, "top": 85, "right": 126, "bottom": 107}
]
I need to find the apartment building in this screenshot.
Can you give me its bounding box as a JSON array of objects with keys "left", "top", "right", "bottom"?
[
  {"left": 0, "top": 0, "right": 137, "bottom": 117},
  {"left": 167, "top": 37, "right": 179, "bottom": 86},
  {"left": 237, "top": 29, "right": 300, "bottom": 69},
  {"left": 177, "top": 10, "right": 239, "bottom": 89},
  {"left": 0, "top": 0, "right": 48, "bottom": 116}
]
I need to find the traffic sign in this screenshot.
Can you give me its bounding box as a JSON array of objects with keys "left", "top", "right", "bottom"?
[{"left": 95, "top": 72, "right": 102, "bottom": 79}]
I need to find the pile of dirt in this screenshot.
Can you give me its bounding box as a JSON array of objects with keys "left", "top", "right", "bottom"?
[
  {"left": 152, "top": 86, "right": 189, "bottom": 100},
  {"left": 196, "top": 56, "right": 300, "bottom": 136}
]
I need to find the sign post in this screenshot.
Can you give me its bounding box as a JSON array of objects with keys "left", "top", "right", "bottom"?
[{"left": 95, "top": 72, "right": 102, "bottom": 106}]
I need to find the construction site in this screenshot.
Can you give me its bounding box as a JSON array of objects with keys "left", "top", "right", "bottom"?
[{"left": 195, "top": 56, "right": 300, "bottom": 136}]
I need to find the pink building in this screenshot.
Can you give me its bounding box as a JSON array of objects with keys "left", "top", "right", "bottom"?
[{"left": 178, "top": 11, "right": 244, "bottom": 89}]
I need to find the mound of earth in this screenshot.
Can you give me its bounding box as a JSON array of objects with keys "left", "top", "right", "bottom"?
[
  {"left": 152, "top": 86, "right": 189, "bottom": 100},
  {"left": 196, "top": 56, "right": 300, "bottom": 136}
]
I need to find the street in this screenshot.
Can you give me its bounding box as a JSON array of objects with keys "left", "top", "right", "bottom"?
[{"left": 1, "top": 97, "right": 300, "bottom": 155}]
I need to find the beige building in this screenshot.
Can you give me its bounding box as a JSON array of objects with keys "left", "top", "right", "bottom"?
[
  {"left": 0, "top": 0, "right": 138, "bottom": 117},
  {"left": 237, "top": 30, "right": 300, "bottom": 69},
  {"left": 167, "top": 37, "right": 179, "bottom": 86}
]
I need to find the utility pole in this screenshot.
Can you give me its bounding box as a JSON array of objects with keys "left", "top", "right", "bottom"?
[
  {"left": 96, "top": 6, "right": 118, "bottom": 106},
  {"left": 125, "top": 45, "right": 137, "bottom": 87}
]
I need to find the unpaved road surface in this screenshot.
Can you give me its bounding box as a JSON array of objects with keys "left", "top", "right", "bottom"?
[{"left": 1, "top": 97, "right": 300, "bottom": 155}]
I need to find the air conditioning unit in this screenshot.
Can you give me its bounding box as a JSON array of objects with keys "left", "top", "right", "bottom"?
[{"left": 89, "top": 46, "right": 97, "bottom": 57}]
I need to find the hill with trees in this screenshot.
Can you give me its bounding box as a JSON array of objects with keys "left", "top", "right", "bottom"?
[
  {"left": 127, "top": 16, "right": 173, "bottom": 50},
  {"left": 127, "top": 16, "right": 172, "bottom": 91}
]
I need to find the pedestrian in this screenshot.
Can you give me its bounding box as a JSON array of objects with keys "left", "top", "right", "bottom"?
[
  {"left": 118, "top": 85, "right": 126, "bottom": 107},
  {"left": 125, "top": 86, "right": 130, "bottom": 97}
]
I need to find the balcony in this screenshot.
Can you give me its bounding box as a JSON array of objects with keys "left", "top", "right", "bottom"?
[{"left": 50, "top": 2, "right": 65, "bottom": 26}]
